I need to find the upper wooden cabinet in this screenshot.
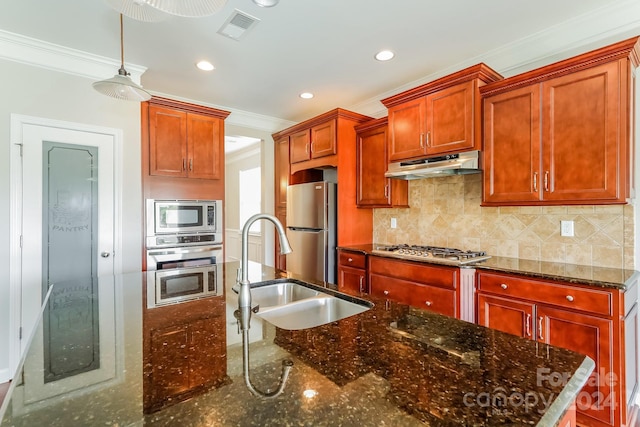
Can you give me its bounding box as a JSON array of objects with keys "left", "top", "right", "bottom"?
[
  {"left": 145, "top": 97, "right": 229, "bottom": 180},
  {"left": 289, "top": 119, "right": 337, "bottom": 166},
  {"left": 481, "top": 37, "right": 640, "bottom": 206},
  {"left": 381, "top": 64, "right": 503, "bottom": 162},
  {"left": 355, "top": 117, "right": 408, "bottom": 208}
]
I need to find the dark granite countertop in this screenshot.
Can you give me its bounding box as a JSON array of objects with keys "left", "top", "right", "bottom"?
[
  {"left": 0, "top": 261, "right": 593, "bottom": 426},
  {"left": 338, "top": 244, "right": 639, "bottom": 290}
]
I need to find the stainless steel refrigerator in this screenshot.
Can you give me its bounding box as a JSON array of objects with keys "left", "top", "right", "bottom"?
[{"left": 285, "top": 181, "right": 337, "bottom": 284}]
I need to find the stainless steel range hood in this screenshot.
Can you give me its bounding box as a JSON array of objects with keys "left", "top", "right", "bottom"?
[{"left": 385, "top": 151, "right": 481, "bottom": 180}]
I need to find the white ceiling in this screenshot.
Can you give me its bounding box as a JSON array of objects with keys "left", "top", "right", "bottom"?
[{"left": 1, "top": 0, "right": 640, "bottom": 124}]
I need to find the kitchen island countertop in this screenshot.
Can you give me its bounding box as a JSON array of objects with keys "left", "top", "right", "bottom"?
[{"left": 0, "top": 261, "right": 593, "bottom": 426}]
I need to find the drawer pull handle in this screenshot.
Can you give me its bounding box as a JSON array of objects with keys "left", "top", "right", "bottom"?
[
  {"left": 425, "top": 301, "right": 432, "bottom": 307},
  {"left": 525, "top": 314, "right": 531, "bottom": 337},
  {"left": 566, "top": 295, "right": 574, "bottom": 302},
  {"left": 500, "top": 283, "right": 508, "bottom": 290},
  {"left": 383, "top": 290, "right": 389, "bottom": 296},
  {"left": 348, "top": 257, "right": 353, "bottom": 262},
  {"left": 359, "top": 276, "right": 364, "bottom": 293}
]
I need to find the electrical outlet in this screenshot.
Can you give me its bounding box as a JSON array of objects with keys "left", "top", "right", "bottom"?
[
  {"left": 561, "top": 220, "right": 574, "bottom": 237},
  {"left": 390, "top": 218, "right": 397, "bottom": 229}
]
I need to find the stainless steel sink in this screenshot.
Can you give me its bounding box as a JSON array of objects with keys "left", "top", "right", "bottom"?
[
  {"left": 251, "top": 280, "right": 322, "bottom": 308},
  {"left": 249, "top": 280, "right": 371, "bottom": 330}
]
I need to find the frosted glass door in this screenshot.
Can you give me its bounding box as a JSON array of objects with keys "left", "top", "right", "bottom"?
[{"left": 42, "top": 142, "right": 100, "bottom": 381}]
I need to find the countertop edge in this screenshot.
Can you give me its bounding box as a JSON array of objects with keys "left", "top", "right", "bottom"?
[{"left": 538, "top": 356, "right": 596, "bottom": 427}]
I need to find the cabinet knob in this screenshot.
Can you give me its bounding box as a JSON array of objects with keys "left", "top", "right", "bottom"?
[
  {"left": 425, "top": 301, "right": 432, "bottom": 307},
  {"left": 566, "top": 295, "right": 574, "bottom": 302},
  {"left": 348, "top": 257, "right": 353, "bottom": 262},
  {"left": 383, "top": 290, "right": 389, "bottom": 296},
  {"left": 500, "top": 283, "right": 508, "bottom": 290}
]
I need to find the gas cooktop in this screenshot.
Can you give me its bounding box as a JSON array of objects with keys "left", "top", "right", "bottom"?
[{"left": 371, "top": 244, "right": 491, "bottom": 266}]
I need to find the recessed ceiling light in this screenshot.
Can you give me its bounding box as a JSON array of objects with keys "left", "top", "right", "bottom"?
[
  {"left": 375, "top": 50, "right": 395, "bottom": 61},
  {"left": 253, "top": 0, "right": 279, "bottom": 7},
  {"left": 299, "top": 92, "right": 314, "bottom": 99},
  {"left": 196, "top": 60, "right": 215, "bottom": 71}
]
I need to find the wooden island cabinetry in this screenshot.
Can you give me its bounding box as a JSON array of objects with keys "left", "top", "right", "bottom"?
[
  {"left": 481, "top": 36, "right": 640, "bottom": 206},
  {"left": 476, "top": 270, "right": 639, "bottom": 427},
  {"left": 355, "top": 117, "right": 408, "bottom": 208},
  {"left": 381, "top": 63, "right": 502, "bottom": 162}
]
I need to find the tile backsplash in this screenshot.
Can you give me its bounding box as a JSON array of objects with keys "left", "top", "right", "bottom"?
[{"left": 373, "top": 174, "right": 635, "bottom": 269}]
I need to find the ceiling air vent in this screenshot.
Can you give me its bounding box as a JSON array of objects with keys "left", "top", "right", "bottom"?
[{"left": 218, "top": 10, "right": 260, "bottom": 41}]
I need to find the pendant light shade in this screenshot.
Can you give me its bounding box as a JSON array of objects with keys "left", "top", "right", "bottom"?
[
  {"left": 252, "top": 0, "right": 279, "bottom": 7},
  {"left": 142, "top": 0, "right": 227, "bottom": 17},
  {"left": 93, "top": 14, "right": 151, "bottom": 102},
  {"left": 106, "top": 0, "right": 167, "bottom": 22}
]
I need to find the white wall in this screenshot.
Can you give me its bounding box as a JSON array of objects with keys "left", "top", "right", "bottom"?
[{"left": 0, "top": 59, "right": 142, "bottom": 380}]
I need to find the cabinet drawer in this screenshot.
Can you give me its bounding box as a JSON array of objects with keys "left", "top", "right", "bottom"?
[
  {"left": 477, "top": 272, "right": 612, "bottom": 316},
  {"left": 339, "top": 252, "right": 366, "bottom": 269},
  {"left": 370, "top": 256, "right": 457, "bottom": 289},
  {"left": 370, "top": 274, "right": 456, "bottom": 318}
]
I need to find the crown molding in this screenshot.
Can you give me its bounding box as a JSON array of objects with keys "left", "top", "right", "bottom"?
[
  {"left": 0, "top": 29, "right": 146, "bottom": 84},
  {"left": 348, "top": 0, "right": 640, "bottom": 118}
]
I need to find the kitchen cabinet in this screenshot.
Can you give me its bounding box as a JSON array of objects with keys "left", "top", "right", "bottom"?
[
  {"left": 381, "top": 63, "right": 502, "bottom": 162},
  {"left": 368, "top": 256, "right": 459, "bottom": 318},
  {"left": 143, "top": 293, "right": 227, "bottom": 413},
  {"left": 148, "top": 104, "right": 223, "bottom": 179},
  {"left": 476, "top": 270, "right": 637, "bottom": 427},
  {"left": 337, "top": 249, "right": 367, "bottom": 294},
  {"left": 481, "top": 36, "right": 640, "bottom": 206},
  {"left": 141, "top": 97, "right": 230, "bottom": 201},
  {"left": 272, "top": 108, "right": 374, "bottom": 247},
  {"left": 355, "top": 117, "right": 408, "bottom": 208}
]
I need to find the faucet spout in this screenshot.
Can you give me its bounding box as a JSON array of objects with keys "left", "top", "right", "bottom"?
[
  {"left": 238, "top": 213, "right": 291, "bottom": 311},
  {"left": 235, "top": 213, "right": 294, "bottom": 399}
]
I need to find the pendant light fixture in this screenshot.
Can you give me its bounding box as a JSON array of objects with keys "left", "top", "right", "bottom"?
[
  {"left": 252, "top": 0, "right": 279, "bottom": 7},
  {"left": 106, "top": 0, "right": 167, "bottom": 22},
  {"left": 142, "top": 0, "right": 228, "bottom": 17},
  {"left": 93, "top": 14, "right": 151, "bottom": 102}
]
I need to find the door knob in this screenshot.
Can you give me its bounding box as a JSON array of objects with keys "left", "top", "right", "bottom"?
[{"left": 101, "top": 252, "right": 111, "bottom": 258}]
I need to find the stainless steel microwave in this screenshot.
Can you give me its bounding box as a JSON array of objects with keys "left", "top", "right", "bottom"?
[{"left": 146, "top": 199, "right": 222, "bottom": 235}]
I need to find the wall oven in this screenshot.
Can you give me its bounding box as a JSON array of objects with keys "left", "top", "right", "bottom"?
[
  {"left": 146, "top": 265, "right": 222, "bottom": 308},
  {"left": 146, "top": 199, "right": 222, "bottom": 236}
]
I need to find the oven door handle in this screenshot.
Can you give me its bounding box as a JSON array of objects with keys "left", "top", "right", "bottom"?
[{"left": 147, "top": 245, "right": 223, "bottom": 262}]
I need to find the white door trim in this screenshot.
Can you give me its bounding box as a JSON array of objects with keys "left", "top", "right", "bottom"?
[{"left": 8, "top": 114, "right": 124, "bottom": 382}]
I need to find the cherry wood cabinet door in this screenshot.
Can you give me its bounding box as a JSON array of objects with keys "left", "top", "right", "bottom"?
[
  {"left": 482, "top": 85, "right": 541, "bottom": 204},
  {"left": 537, "top": 304, "right": 615, "bottom": 426},
  {"left": 188, "top": 317, "right": 226, "bottom": 389},
  {"left": 186, "top": 113, "right": 222, "bottom": 180},
  {"left": 477, "top": 294, "right": 535, "bottom": 339},
  {"left": 387, "top": 98, "right": 426, "bottom": 161},
  {"left": 425, "top": 80, "right": 474, "bottom": 154},
  {"left": 289, "top": 129, "right": 311, "bottom": 164},
  {"left": 310, "top": 119, "right": 336, "bottom": 159},
  {"left": 274, "top": 137, "right": 290, "bottom": 210},
  {"left": 338, "top": 265, "right": 366, "bottom": 294},
  {"left": 149, "top": 324, "right": 191, "bottom": 400},
  {"left": 542, "top": 61, "right": 622, "bottom": 202},
  {"left": 149, "top": 106, "right": 188, "bottom": 177},
  {"left": 357, "top": 124, "right": 391, "bottom": 206}
]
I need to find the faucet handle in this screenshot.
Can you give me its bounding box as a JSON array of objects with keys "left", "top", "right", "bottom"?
[{"left": 236, "top": 267, "right": 242, "bottom": 283}]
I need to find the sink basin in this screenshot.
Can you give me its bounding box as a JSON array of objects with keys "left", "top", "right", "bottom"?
[
  {"left": 251, "top": 280, "right": 322, "bottom": 308},
  {"left": 248, "top": 280, "right": 371, "bottom": 330},
  {"left": 257, "top": 296, "right": 370, "bottom": 330}
]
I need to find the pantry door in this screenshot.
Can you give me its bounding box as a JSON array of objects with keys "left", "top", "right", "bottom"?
[{"left": 9, "top": 115, "right": 121, "bottom": 378}]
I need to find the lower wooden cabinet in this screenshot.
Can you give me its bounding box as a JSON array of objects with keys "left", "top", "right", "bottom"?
[
  {"left": 337, "top": 250, "right": 367, "bottom": 294},
  {"left": 476, "top": 270, "right": 637, "bottom": 427},
  {"left": 368, "top": 256, "right": 459, "bottom": 318}
]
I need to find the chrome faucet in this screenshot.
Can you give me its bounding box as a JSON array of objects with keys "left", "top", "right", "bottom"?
[{"left": 236, "top": 213, "right": 293, "bottom": 399}]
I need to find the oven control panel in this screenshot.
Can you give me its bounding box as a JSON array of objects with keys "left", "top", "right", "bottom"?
[{"left": 146, "top": 233, "right": 223, "bottom": 249}]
